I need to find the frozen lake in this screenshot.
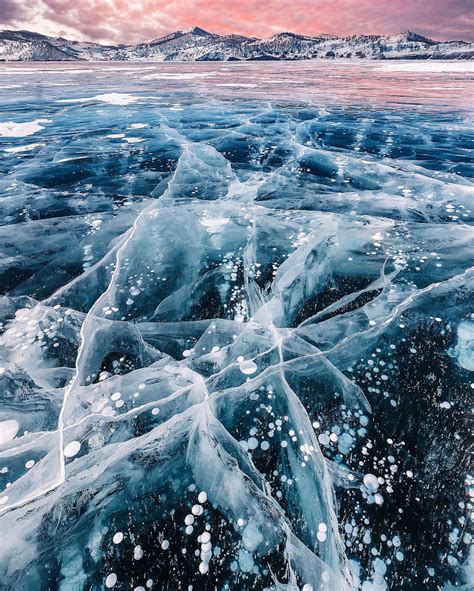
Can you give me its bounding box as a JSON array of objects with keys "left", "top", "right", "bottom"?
[{"left": 0, "top": 61, "right": 473, "bottom": 590}]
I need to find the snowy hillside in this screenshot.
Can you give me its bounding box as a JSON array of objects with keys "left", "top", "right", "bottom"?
[{"left": 1, "top": 28, "right": 473, "bottom": 61}]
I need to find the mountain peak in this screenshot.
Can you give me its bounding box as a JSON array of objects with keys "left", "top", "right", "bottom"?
[
  {"left": 182, "top": 26, "right": 212, "bottom": 36},
  {"left": 397, "top": 31, "right": 432, "bottom": 43},
  {"left": 148, "top": 26, "right": 213, "bottom": 45},
  {"left": 262, "top": 32, "right": 316, "bottom": 44}
]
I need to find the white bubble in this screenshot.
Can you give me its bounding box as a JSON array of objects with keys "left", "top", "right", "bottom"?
[
  {"left": 239, "top": 360, "right": 257, "bottom": 375},
  {"left": 201, "top": 541, "right": 212, "bottom": 553},
  {"left": 161, "top": 540, "right": 169, "bottom": 550},
  {"left": 105, "top": 573, "right": 117, "bottom": 588},
  {"left": 198, "top": 491, "right": 207, "bottom": 504},
  {"left": 113, "top": 532, "right": 124, "bottom": 544},
  {"left": 317, "top": 531, "right": 327, "bottom": 542},
  {"left": 374, "top": 493, "right": 384, "bottom": 505},
  {"left": 63, "top": 440, "right": 81, "bottom": 458},
  {"left": 247, "top": 437, "right": 258, "bottom": 450},
  {"left": 363, "top": 473, "right": 380, "bottom": 492},
  {"left": 134, "top": 545, "right": 144, "bottom": 560},
  {"left": 318, "top": 433, "right": 330, "bottom": 446},
  {"left": 185, "top": 514, "right": 195, "bottom": 525}
]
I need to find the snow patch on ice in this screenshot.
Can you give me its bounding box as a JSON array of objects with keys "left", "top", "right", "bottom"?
[
  {"left": 0, "top": 119, "right": 51, "bottom": 137},
  {"left": 58, "top": 93, "right": 139, "bottom": 105}
]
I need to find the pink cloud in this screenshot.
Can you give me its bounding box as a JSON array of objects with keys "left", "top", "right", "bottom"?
[{"left": 1, "top": 0, "right": 473, "bottom": 44}]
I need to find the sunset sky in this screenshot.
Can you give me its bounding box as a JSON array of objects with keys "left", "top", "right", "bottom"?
[{"left": 1, "top": 0, "right": 473, "bottom": 44}]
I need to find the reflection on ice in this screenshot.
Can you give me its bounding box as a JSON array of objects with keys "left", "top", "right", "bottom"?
[{"left": 0, "top": 62, "right": 472, "bottom": 590}]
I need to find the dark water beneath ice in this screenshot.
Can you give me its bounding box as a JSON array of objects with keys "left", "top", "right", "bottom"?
[{"left": 0, "top": 61, "right": 472, "bottom": 591}]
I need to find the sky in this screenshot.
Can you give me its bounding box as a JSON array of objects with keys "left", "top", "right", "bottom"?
[{"left": 1, "top": 0, "right": 473, "bottom": 45}]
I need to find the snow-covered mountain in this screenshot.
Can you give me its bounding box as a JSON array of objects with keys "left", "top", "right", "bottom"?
[
  {"left": 246, "top": 31, "right": 474, "bottom": 60},
  {"left": 1, "top": 28, "right": 472, "bottom": 61}
]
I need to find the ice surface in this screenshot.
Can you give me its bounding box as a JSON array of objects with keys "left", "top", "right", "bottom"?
[
  {"left": 376, "top": 62, "right": 474, "bottom": 73},
  {"left": 0, "top": 62, "right": 472, "bottom": 590}
]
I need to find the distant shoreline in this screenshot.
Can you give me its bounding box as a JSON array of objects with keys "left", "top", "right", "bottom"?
[
  {"left": 1, "top": 58, "right": 473, "bottom": 64},
  {"left": 1, "top": 28, "right": 473, "bottom": 62}
]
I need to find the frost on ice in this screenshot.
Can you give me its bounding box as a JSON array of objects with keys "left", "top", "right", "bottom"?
[{"left": 0, "top": 66, "right": 472, "bottom": 590}]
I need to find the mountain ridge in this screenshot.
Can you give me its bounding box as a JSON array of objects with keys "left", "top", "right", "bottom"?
[{"left": 0, "top": 27, "right": 473, "bottom": 61}]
